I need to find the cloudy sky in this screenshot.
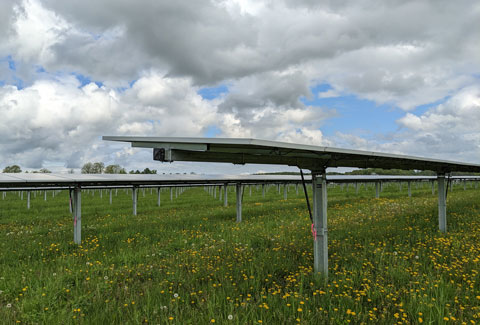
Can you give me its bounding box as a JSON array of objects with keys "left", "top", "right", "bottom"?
[{"left": 0, "top": 0, "right": 479, "bottom": 174}]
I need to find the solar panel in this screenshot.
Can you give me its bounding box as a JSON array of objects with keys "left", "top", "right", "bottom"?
[{"left": 103, "top": 136, "right": 480, "bottom": 173}]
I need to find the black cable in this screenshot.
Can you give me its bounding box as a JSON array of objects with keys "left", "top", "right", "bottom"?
[
  {"left": 69, "top": 188, "right": 74, "bottom": 214},
  {"left": 300, "top": 169, "right": 313, "bottom": 223},
  {"left": 445, "top": 173, "right": 451, "bottom": 199}
]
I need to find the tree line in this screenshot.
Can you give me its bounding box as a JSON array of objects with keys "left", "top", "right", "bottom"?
[
  {"left": 2, "top": 163, "right": 157, "bottom": 174},
  {"left": 2, "top": 165, "right": 51, "bottom": 173},
  {"left": 81, "top": 162, "right": 157, "bottom": 174}
]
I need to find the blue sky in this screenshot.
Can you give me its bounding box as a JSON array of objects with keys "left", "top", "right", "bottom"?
[{"left": 0, "top": 0, "right": 478, "bottom": 173}]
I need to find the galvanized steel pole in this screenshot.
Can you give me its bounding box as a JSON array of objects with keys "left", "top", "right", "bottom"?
[
  {"left": 73, "top": 186, "right": 82, "bottom": 244},
  {"left": 236, "top": 183, "right": 242, "bottom": 223},
  {"left": 438, "top": 174, "right": 447, "bottom": 232},
  {"left": 224, "top": 184, "right": 228, "bottom": 207},
  {"left": 132, "top": 186, "right": 138, "bottom": 216},
  {"left": 312, "top": 171, "right": 328, "bottom": 277}
]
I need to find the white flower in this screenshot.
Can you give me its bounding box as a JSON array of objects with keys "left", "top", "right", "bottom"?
[
  {"left": 173, "top": 293, "right": 179, "bottom": 298},
  {"left": 53, "top": 273, "right": 57, "bottom": 276},
  {"left": 415, "top": 255, "right": 419, "bottom": 260},
  {"left": 6, "top": 303, "right": 11, "bottom": 308},
  {"left": 393, "top": 251, "right": 398, "bottom": 256},
  {"left": 104, "top": 276, "right": 108, "bottom": 280},
  {"left": 228, "top": 315, "right": 233, "bottom": 320}
]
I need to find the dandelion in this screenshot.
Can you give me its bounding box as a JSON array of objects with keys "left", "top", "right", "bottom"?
[
  {"left": 104, "top": 276, "right": 108, "bottom": 280},
  {"left": 393, "top": 251, "right": 398, "bottom": 256},
  {"left": 53, "top": 273, "right": 56, "bottom": 276},
  {"left": 415, "top": 255, "right": 419, "bottom": 259},
  {"left": 210, "top": 319, "right": 215, "bottom": 323},
  {"left": 419, "top": 317, "right": 423, "bottom": 323},
  {"left": 6, "top": 303, "right": 12, "bottom": 308},
  {"left": 174, "top": 293, "right": 179, "bottom": 298},
  {"left": 228, "top": 315, "right": 233, "bottom": 320},
  {"left": 168, "top": 316, "right": 174, "bottom": 320}
]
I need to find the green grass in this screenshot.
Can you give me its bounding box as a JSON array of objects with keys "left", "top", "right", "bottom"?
[{"left": 0, "top": 182, "right": 480, "bottom": 324}]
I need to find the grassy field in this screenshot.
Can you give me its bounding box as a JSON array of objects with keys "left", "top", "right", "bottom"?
[{"left": 0, "top": 181, "right": 480, "bottom": 324}]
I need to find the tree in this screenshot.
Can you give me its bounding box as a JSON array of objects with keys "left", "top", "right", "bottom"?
[
  {"left": 39, "top": 168, "right": 51, "bottom": 173},
  {"left": 3, "top": 165, "right": 22, "bottom": 173},
  {"left": 81, "top": 162, "right": 94, "bottom": 174},
  {"left": 81, "top": 162, "right": 105, "bottom": 174},
  {"left": 104, "top": 164, "right": 127, "bottom": 174},
  {"left": 141, "top": 168, "right": 157, "bottom": 174}
]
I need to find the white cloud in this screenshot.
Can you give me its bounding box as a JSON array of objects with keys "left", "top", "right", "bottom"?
[
  {"left": 0, "top": 72, "right": 218, "bottom": 170},
  {"left": 337, "top": 86, "right": 480, "bottom": 163},
  {"left": 9, "top": 0, "right": 68, "bottom": 64},
  {"left": 0, "top": 0, "right": 478, "bottom": 173}
]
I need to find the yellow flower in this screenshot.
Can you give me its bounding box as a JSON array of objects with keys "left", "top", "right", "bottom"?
[{"left": 419, "top": 318, "right": 423, "bottom": 323}]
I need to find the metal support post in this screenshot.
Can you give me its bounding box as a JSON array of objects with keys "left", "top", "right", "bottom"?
[
  {"left": 283, "top": 184, "right": 287, "bottom": 200},
  {"left": 27, "top": 191, "right": 31, "bottom": 209},
  {"left": 73, "top": 186, "right": 82, "bottom": 244},
  {"left": 438, "top": 174, "right": 447, "bottom": 232},
  {"left": 375, "top": 182, "right": 380, "bottom": 198},
  {"left": 157, "top": 188, "right": 161, "bottom": 207},
  {"left": 170, "top": 187, "right": 173, "bottom": 201},
  {"left": 262, "top": 184, "right": 265, "bottom": 198},
  {"left": 236, "top": 183, "right": 243, "bottom": 223},
  {"left": 132, "top": 186, "right": 138, "bottom": 216},
  {"left": 312, "top": 171, "right": 328, "bottom": 277},
  {"left": 224, "top": 184, "right": 228, "bottom": 207},
  {"left": 408, "top": 181, "right": 412, "bottom": 197}
]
